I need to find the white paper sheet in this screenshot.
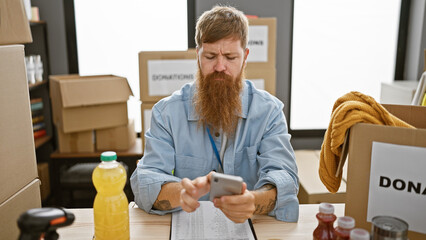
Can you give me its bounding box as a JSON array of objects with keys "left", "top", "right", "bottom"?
[
  {"left": 367, "top": 142, "right": 426, "bottom": 234},
  {"left": 148, "top": 59, "right": 197, "bottom": 96},
  {"left": 247, "top": 26, "right": 268, "bottom": 62},
  {"left": 171, "top": 201, "right": 256, "bottom": 240}
]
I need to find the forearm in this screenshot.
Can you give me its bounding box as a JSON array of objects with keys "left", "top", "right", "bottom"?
[
  {"left": 153, "top": 182, "right": 183, "bottom": 211},
  {"left": 252, "top": 184, "right": 277, "bottom": 215}
]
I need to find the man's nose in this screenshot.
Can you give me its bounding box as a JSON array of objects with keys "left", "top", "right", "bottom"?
[{"left": 214, "top": 56, "right": 226, "bottom": 72}]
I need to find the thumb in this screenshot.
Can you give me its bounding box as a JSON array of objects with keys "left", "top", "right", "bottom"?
[{"left": 241, "top": 182, "right": 247, "bottom": 194}]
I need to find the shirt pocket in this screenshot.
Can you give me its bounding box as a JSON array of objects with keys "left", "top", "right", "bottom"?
[
  {"left": 175, "top": 154, "right": 211, "bottom": 180},
  {"left": 234, "top": 144, "right": 259, "bottom": 189}
]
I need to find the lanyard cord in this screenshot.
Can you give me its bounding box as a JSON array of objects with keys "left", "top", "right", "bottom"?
[{"left": 206, "top": 127, "right": 223, "bottom": 171}]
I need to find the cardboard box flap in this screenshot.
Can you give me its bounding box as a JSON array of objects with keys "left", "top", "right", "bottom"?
[
  {"left": 0, "top": 0, "right": 33, "bottom": 45},
  {"left": 382, "top": 104, "right": 426, "bottom": 128},
  {"left": 140, "top": 49, "right": 197, "bottom": 61},
  {"left": 52, "top": 75, "right": 133, "bottom": 108},
  {"left": 335, "top": 104, "right": 426, "bottom": 177}
]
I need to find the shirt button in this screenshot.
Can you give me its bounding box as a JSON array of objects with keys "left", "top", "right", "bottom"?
[{"left": 215, "top": 132, "right": 220, "bottom": 137}]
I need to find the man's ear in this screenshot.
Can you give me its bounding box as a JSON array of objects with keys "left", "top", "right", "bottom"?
[
  {"left": 243, "top": 48, "right": 250, "bottom": 66},
  {"left": 244, "top": 48, "right": 249, "bottom": 61}
]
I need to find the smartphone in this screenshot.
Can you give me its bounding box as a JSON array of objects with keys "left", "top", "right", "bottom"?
[{"left": 209, "top": 172, "right": 243, "bottom": 201}]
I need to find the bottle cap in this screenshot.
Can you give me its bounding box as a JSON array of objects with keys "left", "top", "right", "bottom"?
[
  {"left": 337, "top": 216, "right": 355, "bottom": 229},
  {"left": 349, "top": 228, "right": 370, "bottom": 240},
  {"left": 319, "top": 203, "right": 334, "bottom": 214},
  {"left": 100, "top": 151, "right": 117, "bottom": 161}
]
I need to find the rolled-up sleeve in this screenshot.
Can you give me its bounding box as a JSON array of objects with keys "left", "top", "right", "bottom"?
[
  {"left": 130, "top": 104, "right": 182, "bottom": 215},
  {"left": 254, "top": 103, "right": 299, "bottom": 222}
]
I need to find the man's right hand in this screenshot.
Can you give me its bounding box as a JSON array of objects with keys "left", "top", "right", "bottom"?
[{"left": 180, "top": 172, "right": 213, "bottom": 212}]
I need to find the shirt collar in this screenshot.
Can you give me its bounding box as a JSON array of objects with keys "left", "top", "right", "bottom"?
[{"left": 188, "top": 81, "right": 249, "bottom": 121}]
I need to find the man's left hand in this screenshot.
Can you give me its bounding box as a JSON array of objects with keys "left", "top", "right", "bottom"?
[{"left": 212, "top": 182, "right": 256, "bottom": 223}]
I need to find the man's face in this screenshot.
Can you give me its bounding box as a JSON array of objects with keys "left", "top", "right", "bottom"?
[
  {"left": 194, "top": 38, "right": 249, "bottom": 136},
  {"left": 197, "top": 37, "right": 249, "bottom": 81}
]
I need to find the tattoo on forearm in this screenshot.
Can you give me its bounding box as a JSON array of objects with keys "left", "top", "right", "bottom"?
[
  {"left": 253, "top": 184, "right": 276, "bottom": 214},
  {"left": 254, "top": 204, "right": 264, "bottom": 214},
  {"left": 153, "top": 200, "right": 172, "bottom": 211},
  {"left": 254, "top": 199, "right": 275, "bottom": 214}
]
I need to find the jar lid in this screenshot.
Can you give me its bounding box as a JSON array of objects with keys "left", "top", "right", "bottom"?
[{"left": 372, "top": 216, "right": 408, "bottom": 238}]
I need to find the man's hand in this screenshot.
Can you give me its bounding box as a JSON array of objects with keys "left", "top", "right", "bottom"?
[
  {"left": 213, "top": 183, "right": 277, "bottom": 223},
  {"left": 180, "top": 172, "right": 213, "bottom": 212},
  {"left": 212, "top": 182, "right": 256, "bottom": 223}
]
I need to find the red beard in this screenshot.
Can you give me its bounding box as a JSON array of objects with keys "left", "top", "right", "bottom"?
[{"left": 194, "top": 67, "right": 244, "bottom": 136}]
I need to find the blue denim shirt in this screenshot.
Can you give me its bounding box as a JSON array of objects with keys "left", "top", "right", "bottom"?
[{"left": 130, "top": 80, "right": 299, "bottom": 222}]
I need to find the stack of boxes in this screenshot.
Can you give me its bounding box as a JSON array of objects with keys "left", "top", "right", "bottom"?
[
  {"left": 0, "top": 0, "right": 42, "bottom": 239},
  {"left": 139, "top": 49, "right": 198, "bottom": 147},
  {"left": 245, "top": 17, "right": 277, "bottom": 95},
  {"left": 139, "top": 17, "right": 277, "bottom": 147},
  {"left": 49, "top": 75, "right": 135, "bottom": 153}
]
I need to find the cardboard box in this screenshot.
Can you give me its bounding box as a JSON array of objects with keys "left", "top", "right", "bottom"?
[
  {"left": 141, "top": 103, "right": 155, "bottom": 148},
  {"left": 424, "top": 49, "right": 426, "bottom": 72},
  {"left": 0, "top": 0, "right": 32, "bottom": 45},
  {"left": 0, "top": 179, "right": 41, "bottom": 240},
  {"left": 56, "top": 125, "right": 95, "bottom": 153},
  {"left": 139, "top": 50, "right": 197, "bottom": 102},
  {"left": 0, "top": 45, "right": 38, "bottom": 204},
  {"left": 247, "top": 18, "right": 276, "bottom": 68},
  {"left": 343, "top": 104, "right": 426, "bottom": 239},
  {"left": 245, "top": 66, "right": 276, "bottom": 95},
  {"left": 96, "top": 118, "right": 136, "bottom": 151},
  {"left": 50, "top": 75, "right": 133, "bottom": 133},
  {"left": 37, "top": 163, "right": 50, "bottom": 201},
  {"left": 380, "top": 81, "right": 418, "bottom": 105},
  {"left": 295, "top": 150, "right": 347, "bottom": 204}
]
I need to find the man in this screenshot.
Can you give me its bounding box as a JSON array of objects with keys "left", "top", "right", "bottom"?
[{"left": 130, "top": 5, "right": 299, "bottom": 223}]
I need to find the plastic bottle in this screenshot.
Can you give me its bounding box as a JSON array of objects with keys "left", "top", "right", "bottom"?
[
  {"left": 349, "top": 228, "right": 370, "bottom": 240},
  {"left": 92, "top": 151, "right": 129, "bottom": 240},
  {"left": 313, "top": 203, "right": 337, "bottom": 240},
  {"left": 34, "top": 55, "right": 43, "bottom": 82},
  {"left": 334, "top": 216, "right": 355, "bottom": 240},
  {"left": 26, "top": 55, "right": 36, "bottom": 84}
]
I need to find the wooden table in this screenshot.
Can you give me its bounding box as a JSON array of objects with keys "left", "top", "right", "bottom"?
[
  {"left": 58, "top": 203, "right": 345, "bottom": 239},
  {"left": 50, "top": 139, "right": 143, "bottom": 206}
]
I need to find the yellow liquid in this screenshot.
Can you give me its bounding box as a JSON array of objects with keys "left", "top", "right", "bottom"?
[{"left": 92, "top": 161, "right": 129, "bottom": 240}]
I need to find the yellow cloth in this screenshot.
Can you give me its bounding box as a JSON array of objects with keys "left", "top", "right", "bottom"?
[{"left": 319, "top": 91, "right": 415, "bottom": 193}]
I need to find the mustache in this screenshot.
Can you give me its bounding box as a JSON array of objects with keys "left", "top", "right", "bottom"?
[{"left": 205, "top": 71, "right": 233, "bottom": 81}]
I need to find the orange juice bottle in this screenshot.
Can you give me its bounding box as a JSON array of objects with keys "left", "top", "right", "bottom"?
[{"left": 92, "top": 151, "right": 129, "bottom": 240}]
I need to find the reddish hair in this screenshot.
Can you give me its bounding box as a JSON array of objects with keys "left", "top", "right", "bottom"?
[{"left": 195, "top": 6, "right": 249, "bottom": 49}]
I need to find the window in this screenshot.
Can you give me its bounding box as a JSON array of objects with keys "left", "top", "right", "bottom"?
[
  {"left": 73, "top": 0, "right": 188, "bottom": 132},
  {"left": 290, "top": 0, "right": 401, "bottom": 130}
]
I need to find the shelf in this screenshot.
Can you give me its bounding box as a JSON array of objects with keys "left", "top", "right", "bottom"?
[
  {"left": 30, "top": 20, "right": 46, "bottom": 25},
  {"left": 51, "top": 138, "right": 143, "bottom": 159},
  {"left": 29, "top": 80, "right": 47, "bottom": 91},
  {"left": 35, "top": 135, "right": 52, "bottom": 149}
]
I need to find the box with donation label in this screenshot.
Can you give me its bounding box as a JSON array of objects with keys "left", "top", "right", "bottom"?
[{"left": 341, "top": 104, "right": 426, "bottom": 240}]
